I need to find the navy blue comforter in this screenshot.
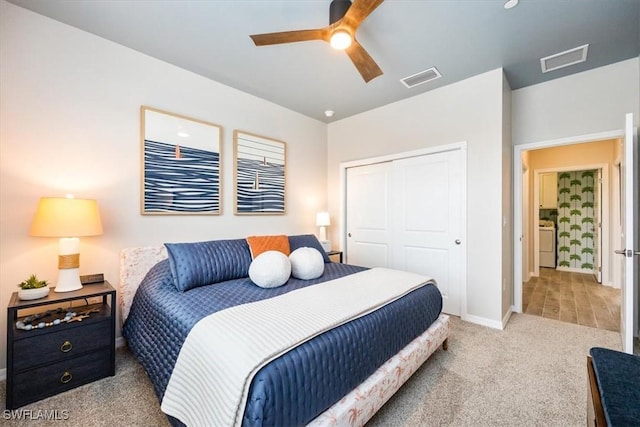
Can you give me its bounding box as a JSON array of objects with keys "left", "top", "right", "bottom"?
[{"left": 123, "top": 260, "right": 442, "bottom": 426}]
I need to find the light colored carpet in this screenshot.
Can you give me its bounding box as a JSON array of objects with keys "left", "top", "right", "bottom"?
[
  {"left": 0, "top": 313, "right": 621, "bottom": 426},
  {"left": 368, "top": 313, "right": 620, "bottom": 427}
]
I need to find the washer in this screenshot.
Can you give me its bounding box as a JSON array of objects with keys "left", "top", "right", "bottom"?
[{"left": 539, "top": 225, "right": 556, "bottom": 268}]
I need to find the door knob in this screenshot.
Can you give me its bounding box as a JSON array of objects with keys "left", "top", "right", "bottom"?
[
  {"left": 348, "top": 233, "right": 352, "bottom": 237},
  {"left": 615, "top": 249, "right": 636, "bottom": 257},
  {"left": 455, "top": 239, "right": 461, "bottom": 245}
]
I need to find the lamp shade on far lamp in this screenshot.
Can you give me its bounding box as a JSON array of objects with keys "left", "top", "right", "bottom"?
[
  {"left": 30, "top": 197, "right": 103, "bottom": 292},
  {"left": 315, "top": 211, "right": 331, "bottom": 252}
]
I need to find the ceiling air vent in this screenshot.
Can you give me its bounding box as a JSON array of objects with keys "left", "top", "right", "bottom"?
[
  {"left": 400, "top": 67, "right": 441, "bottom": 88},
  {"left": 540, "top": 44, "right": 589, "bottom": 73}
]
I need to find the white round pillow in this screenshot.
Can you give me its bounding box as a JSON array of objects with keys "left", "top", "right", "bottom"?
[
  {"left": 289, "top": 247, "right": 325, "bottom": 280},
  {"left": 249, "top": 250, "right": 291, "bottom": 288}
]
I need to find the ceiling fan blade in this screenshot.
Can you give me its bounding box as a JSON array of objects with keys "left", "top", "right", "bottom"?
[
  {"left": 345, "top": 39, "right": 383, "bottom": 82},
  {"left": 341, "top": 0, "right": 384, "bottom": 29},
  {"left": 250, "top": 28, "right": 329, "bottom": 46}
]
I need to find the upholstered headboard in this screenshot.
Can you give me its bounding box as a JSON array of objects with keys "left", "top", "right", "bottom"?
[{"left": 119, "top": 245, "right": 167, "bottom": 322}]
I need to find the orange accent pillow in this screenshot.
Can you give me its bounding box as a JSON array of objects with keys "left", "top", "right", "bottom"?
[{"left": 246, "top": 235, "right": 291, "bottom": 259}]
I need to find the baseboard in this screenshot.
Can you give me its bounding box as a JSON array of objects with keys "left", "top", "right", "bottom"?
[
  {"left": 0, "top": 367, "right": 5, "bottom": 382},
  {"left": 556, "top": 266, "right": 595, "bottom": 275},
  {"left": 462, "top": 313, "right": 504, "bottom": 330},
  {"left": 502, "top": 307, "right": 513, "bottom": 329},
  {"left": 529, "top": 271, "right": 537, "bottom": 278}
]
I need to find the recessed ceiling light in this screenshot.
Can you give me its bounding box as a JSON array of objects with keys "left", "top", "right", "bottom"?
[
  {"left": 324, "top": 110, "right": 334, "bottom": 117},
  {"left": 504, "top": 0, "right": 518, "bottom": 9}
]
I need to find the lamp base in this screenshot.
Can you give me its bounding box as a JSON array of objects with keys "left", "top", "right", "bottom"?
[{"left": 54, "top": 268, "right": 83, "bottom": 292}]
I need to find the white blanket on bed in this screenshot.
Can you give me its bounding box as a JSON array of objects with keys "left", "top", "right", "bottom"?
[{"left": 160, "top": 267, "right": 433, "bottom": 427}]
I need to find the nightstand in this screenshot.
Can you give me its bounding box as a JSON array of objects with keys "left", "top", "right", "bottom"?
[
  {"left": 327, "top": 250, "right": 343, "bottom": 263},
  {"left": 6, "top": 281, "right": 116, "bottom": 409}
]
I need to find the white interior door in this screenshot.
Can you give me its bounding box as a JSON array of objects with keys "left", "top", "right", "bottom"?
[
  {"left": 522, "top": 165, "right": 529, "bottom": 282},
  {"left": 618, "top": 113, "right": 638, "bottom": 354},
  {"left": 389, "top": 151, "right": 463, "bottom": 315},
  {"left": 345, "top": 162, "right": 392, "bottom": 268},
  {"left": 594, "top": 169, "right": 602, "bottom": 283}
]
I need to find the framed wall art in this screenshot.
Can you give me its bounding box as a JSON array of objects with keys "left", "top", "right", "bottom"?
[
  {"left": 234, "top": 130, "right": 286, "bottom": 215},
  {"left": 141, "top": 106, "right": 222, "bottom": 215}
]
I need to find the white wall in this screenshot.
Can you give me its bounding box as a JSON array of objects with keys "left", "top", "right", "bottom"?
[
  {"left": 512, "top": 58, "right": 639, "bottom": 145},
  {"left": 501, "top": 74, "right": 513, "bottom": 320},
  {"left": 0, "top": 1, "right": 327, "bottom": 370},
  {"left": 327, "top": 69, "right": 506, "bottom": 327}
]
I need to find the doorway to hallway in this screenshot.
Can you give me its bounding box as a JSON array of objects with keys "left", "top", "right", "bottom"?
[{"left": 523, "top": 268, "right": 620, "bottom": 332}]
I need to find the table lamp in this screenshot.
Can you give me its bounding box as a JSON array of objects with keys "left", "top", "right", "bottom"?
[
  {"left": 30, "top": 196, "right": 103, "bottom": 292},
  {"left": 316, "top": 211, "right": 331, "bottom": 252}
]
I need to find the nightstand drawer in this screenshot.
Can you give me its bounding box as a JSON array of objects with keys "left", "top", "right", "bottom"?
[
  {"left": 12, "top": 350, "right": 111, "bottom": 408},
  {"left": 13, "top": 320, "right": 111, "bottom": 371}
]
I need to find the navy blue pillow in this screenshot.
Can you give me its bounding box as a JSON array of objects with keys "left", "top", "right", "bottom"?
[
  {"left": 288, "top": 234, "right": 331, "bottom": 263},
  {"left": 165, "top": 239, "right": 252, "bottom": 291}
]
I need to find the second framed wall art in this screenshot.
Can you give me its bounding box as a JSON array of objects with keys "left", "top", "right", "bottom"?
[{"left": 233, "top": 130, "right": 286, "bottom": 215}]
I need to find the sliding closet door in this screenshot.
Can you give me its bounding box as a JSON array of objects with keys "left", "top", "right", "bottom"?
[
  {"left": 390, "top": 151, "right": 463, "bottom": 315},
  {"left": 345, "top": 149, "right": 464, "bottom": 315},
  {"left": 345, "top": 162, "right": 392, "bottom": 268}
]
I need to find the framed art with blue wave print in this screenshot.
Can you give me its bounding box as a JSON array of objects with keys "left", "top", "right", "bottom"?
[
  {"left": 233, "top": 130, "right": 286, "bottom": 215},
  {"left": 141, "top": 106, "right": 222, "bottom": 215}
]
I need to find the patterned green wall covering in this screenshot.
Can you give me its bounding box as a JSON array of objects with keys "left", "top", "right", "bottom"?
[{"left": 557, "top": 170, "right": 596, "bottom": 270}]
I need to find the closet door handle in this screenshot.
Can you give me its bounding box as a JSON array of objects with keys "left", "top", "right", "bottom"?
[{"left": 455, "top": 239, "right": 461, "bottom": 245}]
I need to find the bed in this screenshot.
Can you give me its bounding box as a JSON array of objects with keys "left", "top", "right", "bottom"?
[{"left": 120, "top": 235, "right": 449, "bottom": 427}]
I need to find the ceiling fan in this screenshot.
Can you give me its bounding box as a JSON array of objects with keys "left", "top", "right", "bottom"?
[{"left": 250, "top": 0, "right": 384, "bottom": 83}]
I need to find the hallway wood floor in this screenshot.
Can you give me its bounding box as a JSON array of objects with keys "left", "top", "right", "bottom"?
[{"left": 523, "top": 268, "right": 620, "bottom": 332}]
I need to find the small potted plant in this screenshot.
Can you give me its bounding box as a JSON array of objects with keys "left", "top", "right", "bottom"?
[{"left": 17, "top": 274, "right": 50, "bottom": 300}]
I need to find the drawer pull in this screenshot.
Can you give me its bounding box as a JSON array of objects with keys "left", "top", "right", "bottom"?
[
  {"left": 60, "top": 341, "right": 73, "bottom": 353},
  {"left": 60, "top": 371, "right": 73, "bottom": 384}
]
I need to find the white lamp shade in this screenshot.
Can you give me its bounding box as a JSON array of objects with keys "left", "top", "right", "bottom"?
[
  {"left": 316, "top": 212, "right": 331, "bottom": 227},
  {"left": 30, "top": 197, "right": 103, "bottom": 293}
]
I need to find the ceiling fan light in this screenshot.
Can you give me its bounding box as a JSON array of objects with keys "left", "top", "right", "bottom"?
[{"left": 330, "top": 30, "right": 352, "bottom": 50}]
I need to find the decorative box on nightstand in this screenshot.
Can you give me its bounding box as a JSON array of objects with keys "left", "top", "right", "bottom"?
[{"left": 5, "top": 281, "right": 116, "bottom": 410}]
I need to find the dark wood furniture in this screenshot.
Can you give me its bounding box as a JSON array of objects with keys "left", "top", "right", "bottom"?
[
  {"left": 6, "top": 281, "right": 116, "bottom": 409},
  {"left": 587, "top": 355, "right": 606, "bottom": 427},
  {"left": 327, "top": 250, "right": 343, "bottom": 263},
  {"left": 587, "top": 348, "right": 640, "bottom": 427}
]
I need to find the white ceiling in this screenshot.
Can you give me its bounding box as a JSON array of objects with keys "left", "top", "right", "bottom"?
[{"left": 8, "top": 0, "right": 640, "bottom": 122}]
